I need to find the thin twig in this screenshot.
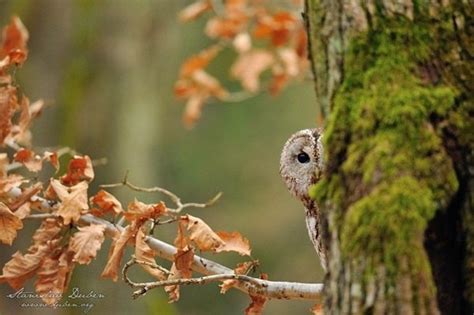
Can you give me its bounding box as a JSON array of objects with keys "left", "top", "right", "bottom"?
[{"left": 100, "top": 173, "right": 222, "bottom": 214}]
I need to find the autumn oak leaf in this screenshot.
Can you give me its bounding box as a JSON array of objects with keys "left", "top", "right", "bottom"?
[
  {"left": 178, "top": 0, "right": 212, "bottom": 22},
  {"left": 231, "top": 50, "right": 274, "bottom": 92},
  {"left": 1, "top": 16, "right": 29, "bottom": 65},
  {"left": 35, "top": 249, "right": 75, "bottom": 305},
  {"left": 123, "top": 199, "right": 166, "bottom": 223},
  {"left": 0, "top": 218, "right": 62, "bottom": 289},
  {"left": 0, "top": 202, "right": 23, "bottom": 245},
  {"left": 90, "top": 189, "right": 123, "bottom": 217},
  {"left": 68, "top": 224, "right": 106, "bottom": 265},
  {"left": 14, "top": 148, "right": 43, "bottom": 172},
  {"left": 165, "top": 247, "right": 194, "bottom": 302},
  {"left": 60, "top": 155, "right": 94, "bottom": 186},
  {"left": 101, "top": 223, "right": 137, "bottom": 281},
  {"left": 216, "top": 231, "right": 251, "bottom": 256},
  {"left": 180, "top": 214, "right": 225, "bottom": 252},
  {"left": 50, "top": 179, "right": 89, "bottom": 225}
]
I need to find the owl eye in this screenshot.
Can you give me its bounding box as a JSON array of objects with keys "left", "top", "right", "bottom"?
[{"left": 297, "top": 152, "right": 310, "bottom": 163}]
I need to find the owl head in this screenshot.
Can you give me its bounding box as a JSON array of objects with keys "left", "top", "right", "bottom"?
[{"left": 279, "top": 129, "right": 323, "bottom": 200}]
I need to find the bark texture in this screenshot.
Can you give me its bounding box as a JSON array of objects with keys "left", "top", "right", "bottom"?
[{"left": 304, "top": 1, "right": 473, "bottom": 314}]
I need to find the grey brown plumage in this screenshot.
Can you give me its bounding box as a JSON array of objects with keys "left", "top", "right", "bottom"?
[{"left": 279, "top": 129, "right": 327, "bottom": 270}]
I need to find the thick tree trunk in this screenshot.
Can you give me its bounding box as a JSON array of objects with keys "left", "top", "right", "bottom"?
[{"left": 304, "top": 1, "right": 473, "bottom": 314}]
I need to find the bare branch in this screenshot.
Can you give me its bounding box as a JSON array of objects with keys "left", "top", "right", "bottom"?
[{"left": 99, "top": 174, "right": 222, "bottom": 214}]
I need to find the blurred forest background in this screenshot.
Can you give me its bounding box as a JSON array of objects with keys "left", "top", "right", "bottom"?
[{"left": 0, "top": 0, "right": 323, "bottom": 314}]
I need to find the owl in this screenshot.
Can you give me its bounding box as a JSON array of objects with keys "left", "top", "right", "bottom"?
[{"left": 279, "top": 129, "right": 327, "bottom": 271}]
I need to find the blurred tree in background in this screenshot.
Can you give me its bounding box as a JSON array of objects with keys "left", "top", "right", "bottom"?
[{"left": 0, "top": 1, "right": 323, "bottom": 314}]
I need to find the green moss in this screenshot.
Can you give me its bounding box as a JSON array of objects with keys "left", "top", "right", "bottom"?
[
  {"left": 341, "top": 176, "right": 434, "bottom": 274},
  {"left": 311, "top": 9, "right": 460, "bottom": 287}
]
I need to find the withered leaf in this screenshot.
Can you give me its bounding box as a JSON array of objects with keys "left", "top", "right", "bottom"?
[
  {"left": 0, "top": 218, "right": 61, "bottom": 289},
  {"left": 101, "top": 223, "right": 137, "bottom": 281},
  {"left": 165, "top": 247, "right": 194, "bottom": 302},
  {"left": 216, "top": 231, "right": 251, "bottom": 256},
  {"left": 0, "top": 174, "right": 27, "bottom": 194},
  {"left": 0, "top": 202, "right": 23, "bottom": 245},
  {"left": 231, "top": 50, "right": 274, "bottom": 92},
  {"left": 245, "top": 294, "right": 267, "bottom": 315},
  {"left": 14, "top": 148, "right": 43, "bottom": 172},
  {"left": 43, "top": 151, "right": 59, "bottom": 171},
  {"left": 180, "top": 45, "right": 221, "bottom": 77},
  {"left": 1, "top": 16, "right": 29, "bottom": 65},
  {"left": 180, "top": 214, "right": 224, "bottom": 252},
  {"left": 35, "top": 247, "right": 74, "bottom": 305},
  {"left": 220, "top": 261, "right": 256, "bottom": 294},
  {"left": 178, "top": 0, "right": 212, "bottom": 22},
  {"left": 123, "top": 200, "right": 166, "bottom": 223},
  {"left": 60, "top": 155, "right": 94, "bottom": 186},
  {"left": 50, "top": 179, "right": 89, "bottom": 225},
  {"left": 68, "top": 224, "right": 106, "bottom": 265},
  {"left": 90, "top": 189, "right": 123, "bottom": 217}
]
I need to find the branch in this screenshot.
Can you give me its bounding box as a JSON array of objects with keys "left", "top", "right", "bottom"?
[
  {"left": 100, "top": 173, "right": 222, "bottom": 214},
  {"left": 11, "top": 187, "right": 323, "bottom": 301}
]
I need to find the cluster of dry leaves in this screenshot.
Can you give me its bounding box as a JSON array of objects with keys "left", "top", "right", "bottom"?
[
  {"left": 175, "top": 0, "right": 308, "bottom": 127},
  {"left": 0, "top": 16, "right": 268, "bottom": 314}
]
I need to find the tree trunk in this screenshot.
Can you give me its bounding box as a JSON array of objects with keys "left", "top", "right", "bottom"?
[{"left": 304, "top": 1, "right": 473, "bottom": 314}]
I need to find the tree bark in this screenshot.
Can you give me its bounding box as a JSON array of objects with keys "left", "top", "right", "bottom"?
[{"left": 304, "top": 1, "right": 473, "bottom": 314}]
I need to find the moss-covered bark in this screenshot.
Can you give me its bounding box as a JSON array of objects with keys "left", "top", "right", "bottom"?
[{"left": 305, "top": 1, "right": 473, "bottom": 314}]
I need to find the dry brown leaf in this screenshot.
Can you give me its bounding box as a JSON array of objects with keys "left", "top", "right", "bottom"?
[
  {"left": 31, "top": 218, "right": 63, "bottom": 246},
  {"left": 0, "top": 153, "right": 8, "bottom": 177},
  {"left": 43, "top": 151, "right": 59, "bottom": 171},
  {"left": 68, "top": 224, "right": 106, "bottom": 265},
  {"left": 180, "top": 45, "right": 221, "bottom": 78},
  {"left": 135, "top": 229, "right": 167, "bottom": 280},
  {"left": 60, "top": 155, "right": 94, "bottom": 186},
  {"left": 0, "top": 218, "right": 61, "bottom": 289},
  {"left": 180, "top": 215, "right": 225, "bottom": 251},
  {"left": 253, "top": 11, "right": 297, "bottom": 47},
  {"left": 311, "top": 303, "right": 324, "bottom": 315},
  {"left": 220, "top": 261, "right": 256, "bottom": 294},
  {"left": 101, "top": 223, "right": 137, "bottom": 281},
  {"left": 192, "top": 69, "right": 228, "bottom": 99},
  {"left": 179, "top": 0, "right": 212, "bottom": 22},
  {"left": 50, "top": 179, "right": 89, "bottom": 225},
  {"left": 0, "top": 174, "right": 27, "bottom": 195},
  {"left": 231, "top": 50, "right": 274, "bottom": 92},
  {"left": 90, "top": 189, "right": 123, "bottom": 217},
  {"left": 123, "top": 200, "right": 166, "bottom": 223},
  {"left": 34, "top": 247, "right": 74, "bottom": 305},
  {"left": 205, "top": 0, "right": 248, "bottom": 40},
  {"left": 1, "top": 16, "right": 29, "bottom": 65},
  {"left": 0, "top": 202, "right": 23, "bottom": 245},
  {"left": 182, "top": 91, "right": 208, "bottom": 128},
  {"left": 57, "top": 250, "right": 75, "bottom": 296},
  {"left": 269, "top": 71, "right": 289, "bottom": 95},
  {"left": 0, "top": 250, "right": 44, "bottom": 289},
  {"left": 245, "top": 294, "right": 267, "bottom": 315},
  {"left": 34, "top": 254, "right": 62, "bottom": 305},
  {"left": 13, "top": 202, "right": 31, "bottom": 220},
  {"left": 0, "top": 85, "right": 17, "bottom": 145},
  {"left": 14, "top": 97, "right": 44, "bottom": 145},
  {"left": 216, "top": 231, "right": 251, "bottom": 256},
  {"left": 14, "top": 148, "right": 43, "bottom": 172},
  {"left": 165, "top": 247, "right": 194, "bottom": 302}
]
